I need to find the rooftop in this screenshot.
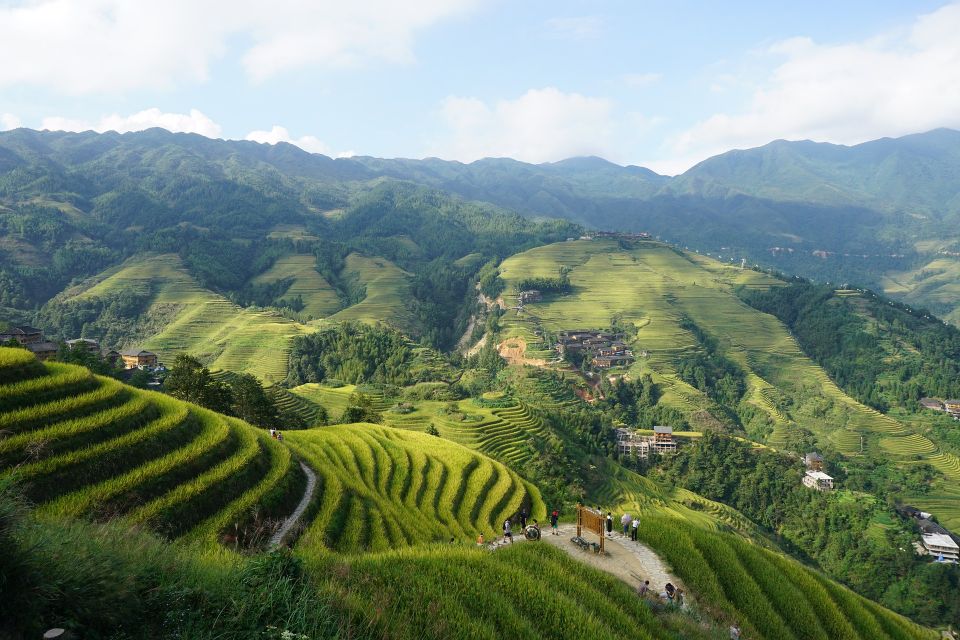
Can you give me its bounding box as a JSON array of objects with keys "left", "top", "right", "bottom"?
[
  {"left": 805, "top": 471, "right": 833, "bottom": 481},
  {"left": 121, "top": 349, "right": 156, "bottom": 357},
  {"left": 653, "top": 426, "right": 673, "bottom": 434},
  {"left": 922, "top": 533, "right": 959, "bottom": 550}
]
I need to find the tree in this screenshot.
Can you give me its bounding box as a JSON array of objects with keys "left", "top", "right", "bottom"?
[
  {"left": 163, "top": 354, "right": 233, "bottom": 414},
  {"left": 426, "top": 423, "right": 440, "bottom": 436},
  {"left": 230, "top": 373, "right": 280, "bottom": 428}
]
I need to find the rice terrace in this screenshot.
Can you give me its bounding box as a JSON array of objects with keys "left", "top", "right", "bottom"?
[{"left": 4, "top": 16, "right": 960, "bottom": 635}]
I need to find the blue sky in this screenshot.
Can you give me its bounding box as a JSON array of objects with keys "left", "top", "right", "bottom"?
[{"left": 1, "top": 0, "right": 958, "bottom": 173}]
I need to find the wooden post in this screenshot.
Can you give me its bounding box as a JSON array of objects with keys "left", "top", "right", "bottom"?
[{"left": 576, "top": 503, "right": 582, "bottom": 537}]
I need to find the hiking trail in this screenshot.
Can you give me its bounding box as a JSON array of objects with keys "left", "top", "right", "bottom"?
[{"left": 269, "top": 461, "right": 316, "bottom": 547}]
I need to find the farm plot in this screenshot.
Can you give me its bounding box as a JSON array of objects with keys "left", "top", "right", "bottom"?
[
  {"left": 250, "top": 253, "right": 341, "bottom": 319},
  {"left": 329, "top": 253, "right": 417, "bottom": 332},
  {"left": 285, "top": 424, "right": 544, "bottom": 552},
  {"left": 382, "top": 399, "right": 548, "bottom": 469},
  {"left": 66, "top": 253, "right": 311, "bottom": 383},
  {"left": 0, "top": 349, "right": 298, "bottom": 546},
  {"left": 638, "top": 518, "right": 935, "bottom": 640}
]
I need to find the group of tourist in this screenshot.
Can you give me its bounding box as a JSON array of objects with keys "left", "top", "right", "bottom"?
[
  {"left": 268, "top": 429, "right": 284, "bottom": 441},
  {"left": 498, "top": 507, "right": 562, "bottom": 544}
]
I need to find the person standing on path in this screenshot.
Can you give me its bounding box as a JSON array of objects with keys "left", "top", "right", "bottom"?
[
  {"left": 550, "top": 509, "right": 559, "bottom": 535},
  {"left": 729, "top": 623, "right": 741, "bottom": 639},
  {"left": 637, "top": 580, "right": 650, "bottom": 597},
  {"left": 631, "top": 518, "right": 639, "bottom": 541},
  {"left": 605, "top": 512, "right": 613, "bottom": 537},
  {"left": 621, "top": 512, "right": 632, "bottom": 536},
  {"left": 503, "top": 518, "right": 513, "bottom": 544},
  {"left": 519, "top": 507, "right": 527, "bottom": 529}
]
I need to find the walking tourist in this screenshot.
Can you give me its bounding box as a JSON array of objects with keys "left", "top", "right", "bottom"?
[
  {"left": 605, "top": 512, "right": 613, "bottom": 537},
  {"left": 621, "top": 512, "right": 632, "bottom": 535},
  {"left": 631, "top": 518, "right": 639, "bottom": 541},
  {"left": 550, "top": 509, "right": 559, "bottom": 535},
  {"left": 519, "top": 507, "right": 527, "bottom": 529},
  {"left": 503, "top": 518, "right": 513, "bottom": 543}
]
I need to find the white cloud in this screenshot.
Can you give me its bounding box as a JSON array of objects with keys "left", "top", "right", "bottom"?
[
  {"left": 663, "top": 1, "right": 960, "bottom": 171},
  {"left": 545, "top": 16, "right": 603, "bottom": 40},
  {"left": 433, "top": 88, "right": 615, "bottom": 163},
  {"left": 623, "top": 73, "right": 662, "bottom": 88},
  {"left": 245, "top": 125, "right": 355, "bottom": 157},
  {"left": 1, "top": 113, "right": 22, "bottom": 131},
  {"left": 40, "top": 108, "right": 222, "bottom": 137},
  {"left": 0, "top": 0, "right": 478, "bottom": 93}
]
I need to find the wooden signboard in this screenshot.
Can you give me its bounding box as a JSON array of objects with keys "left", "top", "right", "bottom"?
[{"left": 576, "top": 503, "right": 605, "bottom": 553}]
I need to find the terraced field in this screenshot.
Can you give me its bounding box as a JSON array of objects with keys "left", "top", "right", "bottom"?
[
  {"left": 285, "top": 424, "right": 544, "bottom": 552},
  {"left": 639, "top": 518, "right": 936, "bottom": 640},
  {"left": 290, "top": 383, "right": 391, "bottom": 423},
  {"left": 65, "top": 253, "right": 312, "bottom": 384},
  {"left": 497, "top": 239, "right": 960, "bottom": 527},
  {"left": 329, "top": 253, "right": 416, "bottom": 331},
  {"left": 0, "top": 348, "right": 298, "bottom": 545},
  {"left": 382, "top": 398, "right": 548, "bottom": 469},
  {"left": 251, "top": 253, "right": 342, "bottom": 318}
]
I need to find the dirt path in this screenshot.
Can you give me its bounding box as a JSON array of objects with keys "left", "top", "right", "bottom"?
[
  {"left": 269, "top": 461, "right": 316, "bottom": 547},
  {"left": 497, "top": 336, "right": 549, "bottom": 367},
  {"left": 539, "top": 524, "right": 680, "bottom": 593}
]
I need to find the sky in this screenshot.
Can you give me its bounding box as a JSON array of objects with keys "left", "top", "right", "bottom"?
[{"left": 1, "top": 0, "right": 959, "bottom": 174}]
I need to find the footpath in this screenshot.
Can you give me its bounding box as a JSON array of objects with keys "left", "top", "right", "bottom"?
[
  {"left": 490, "top": 523, "right": 680, "bottom": 594},
  {"left": 269, "top": 461, "right": 317, "bottom": 547}
]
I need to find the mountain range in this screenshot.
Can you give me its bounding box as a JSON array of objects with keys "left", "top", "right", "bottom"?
[{"left": 2, "top": 127, "right": 960, "bottom": 320}]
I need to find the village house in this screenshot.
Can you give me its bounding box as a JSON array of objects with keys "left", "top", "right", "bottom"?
[
  {"left": 591, "top": 354, "right": 635, "bottom": 369},
  {"left": 653, "top": 426, "right": 677, "bottom": 454},
  {"left": 615, "top": 426, "right": 678, "bottom": 458},
  {"left": 517, "top": 290, "right": 542, "bottom": 305},
  {"left": 0, "top": 325, "right": 44, "bottom": 345},
  {"left": 944, "top": 399, "right": 960, "bottom": 415},
  {"left": 121, "top": 349, "right": 158, "bottom": 369},
  {"left": 804, "top": 452, "right": 824, "bottom": 471},
  {"left": 802, "top": 470, "right": 834, "bottom": 491},
  {"left": 66, "top": 338, "right": 100, "bottom": 353},
  {"left": 104, "top": 350, "right": 121, "bottom": 366},
  {"left": 920, "top": 533, "right": 959, "bottom": 563},
  {"left": 26, "top": 341, "right": 58, "bottom": 361},
  {"left": 919, "top": 397, "right": 945, "bottom": 412}
]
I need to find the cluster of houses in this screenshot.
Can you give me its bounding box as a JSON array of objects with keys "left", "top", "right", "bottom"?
[
  {"left": 615, "top": 426, "right": 678, "bottom": 459},
  {"left": 0, "top": 325, "right": 159, "bottom": 370},
  {"left": 898, "top": 506, "right": 960, "bottom": 564},
  {"left": 802, "top": 452, "right": 835, "bottom": 491},
  {"left": 556, "top": 330, "right": 636, "bottom": 369},
  {"left": 919, "top": 397, "right": 960, "bottom": 418}
]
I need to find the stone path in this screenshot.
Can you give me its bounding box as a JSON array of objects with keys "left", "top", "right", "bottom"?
[
  {"left": 538, "top": 524, "right": 680, "bottom": 593},
  {"left": 269, "top": 461, "right": 316, "bottom": 547}
]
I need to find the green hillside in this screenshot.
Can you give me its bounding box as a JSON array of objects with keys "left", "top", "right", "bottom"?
[
  {"left": 0, "top": 348, "right": 937, "bottom": 639},
  {"left": 286, "top": 424, "right": 543, "bottom": 551},
  {"left": 250, "top": 253, "right": 342, "bottom": 319},
  {"left": 0, "top": 348, "right": 299, "bottom": 544},
  {"left": 497, "top": 239, "right": 960, "bottom": 529},
  {"left": 328, "top": 253, "right": 416, "bottom": 330},
  {"left": 60, "top": 252, "right": 312, "bottom": 384}
]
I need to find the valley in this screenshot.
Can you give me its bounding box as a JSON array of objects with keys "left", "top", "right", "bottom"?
[{"left": 2, "top": 129, "right": 960, "bottom": 638}]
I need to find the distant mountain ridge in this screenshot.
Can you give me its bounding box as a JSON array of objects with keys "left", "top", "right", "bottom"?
[{"left": 2, "top": 126, "right": 960, "bottom": 319}]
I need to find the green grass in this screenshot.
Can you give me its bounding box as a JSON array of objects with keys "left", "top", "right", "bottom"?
[
  {"left": 382, "top": 398, "right": 548, "bottom": 468},
  {"left": 638, "top": 518, "right": 935, "bottom": 640},
  {"left": 251, "top": 253, "right": 341, "bottom": 319},
  {"left": 498, "top": 239, "right": 960, "bottom": 526},
  {"left": 882, "top": 256, "right": 960, "bottom": 325},
  {"left": 285, "top": 424, "right": 544, "bottom": 552},
  {"left": 65, "top": 253, "right": 312, "bottom": 384},
  {"left": 328, "top": 253, "right": 416, "bottom": 331},
  {"left": 0, "top": 349, "right": 299, "bottom": 545}
]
